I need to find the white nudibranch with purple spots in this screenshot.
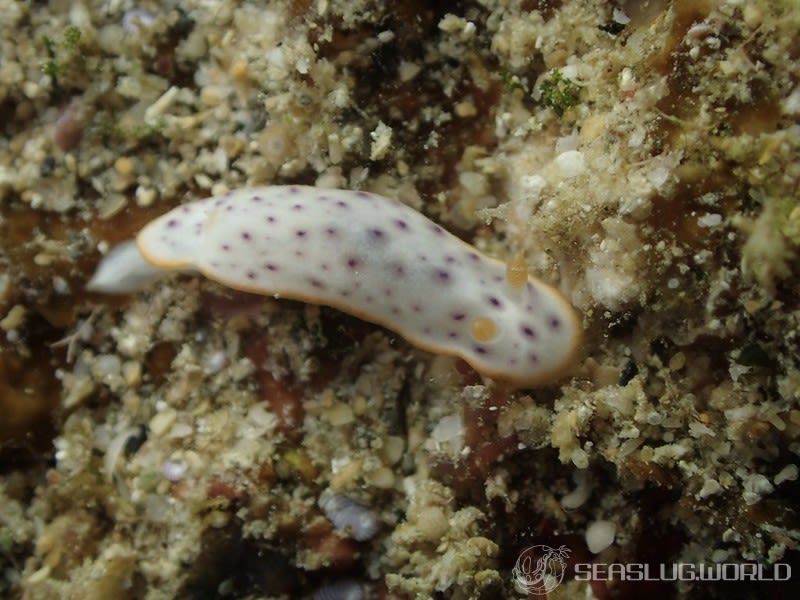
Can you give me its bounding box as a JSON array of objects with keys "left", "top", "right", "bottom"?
[{"left": 87, "top": 186, "right": 582, "bottom": 386}]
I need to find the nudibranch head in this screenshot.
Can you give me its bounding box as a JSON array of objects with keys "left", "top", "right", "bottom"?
[{"left": 95, "top": 185, "right": 581, "bottom": 386}]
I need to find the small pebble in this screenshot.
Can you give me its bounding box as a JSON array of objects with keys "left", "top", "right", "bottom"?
[
  {"left": 136, "top": 186, "right": 158, "bottom": 207},
  {"left": 205, "top": 350, "right": 227, "bottom": 373},
  {"left": 0, "top": 305, "right": 25, "bottom": 331},
  {"left": 122, "top": 9, "right": 155, "bottom": 33},
  {"left": 52, "top": 276, "right": 71, "bottom": 295},
  {"left": 325, "top": 402, "right": 354, "bottom": 426},
  {"left": 162, "top": 459, "right": 187, "bottom": 482},
  {"left": 149, "top": 408, "right": 177, "bottom": 437},
  {"left": 122, "top": 360, "right": 142, "bottom": 387},
  {"left": 669, "top": 352, "right": 686, "bottom": 371},
  {"left": 774, "top": 464, "right": 799, "bottom": 485},
  {"left": 314, "top": 578, "right": 364, "bottom": 600},
  {"left": 555, "top": 150, "right": 586, "bottom": 178},
  {"left": 561, "top": 470, "right": 592, "bottom": 509},
  {"left": 115, "top": 156, "right": 136, "bottom": 177},
  {"left": 586, "top": 519, "right": 616, "bottom": 553},
  {"left": 54, "top": 103, "right": 83, "bottom": 150}
]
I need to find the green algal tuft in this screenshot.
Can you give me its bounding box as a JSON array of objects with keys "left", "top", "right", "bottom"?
[{"left": 540, "top": 68, "right": 580, "bottom": 116}]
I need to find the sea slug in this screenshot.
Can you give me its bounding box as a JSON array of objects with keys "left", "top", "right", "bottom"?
[{"left": 88, "top": 186, "right": 582, "bottom": 385}]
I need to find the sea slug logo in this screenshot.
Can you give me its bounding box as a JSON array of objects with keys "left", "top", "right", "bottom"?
[
  {"left": 512, "top": 544, "right": 571, "bottom": 594},
  {"left": 511, "top": 541, "right": 791, "bottom": 593}
]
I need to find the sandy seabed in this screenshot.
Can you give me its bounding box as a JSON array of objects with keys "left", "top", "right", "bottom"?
[{"left": 1, "top": 1, "right": 799, "bottom": 598}]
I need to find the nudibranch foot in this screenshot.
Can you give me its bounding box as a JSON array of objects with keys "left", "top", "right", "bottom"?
[{"left": 87, "top": 240, "right": 174, "bottom": 293}]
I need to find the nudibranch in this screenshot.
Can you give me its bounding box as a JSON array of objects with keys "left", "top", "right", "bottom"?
[{"left": 88, "top": 186, "right": 582, "bottom": 386}]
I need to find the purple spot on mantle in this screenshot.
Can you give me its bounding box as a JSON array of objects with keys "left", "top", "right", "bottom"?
[
  {"left": 295, "top": 229, "right": 307, "bottom": 237},
  {"left": 242, "top": 231, "right": 252, "bottom": 241},
  {"left": 246, "top": 271, "right": 256, "bottom": 280},
  {"left": 430, "top": 224, "right": 445, "bottom": 236},
  {"left": 488, "top": 296, "right": 502, "bottom": 308},
  {"left": 451, "top": 312, "right": 466, "bottom": 321},
  {"left": 369, "top": 228, "right": 385, "bottom": 239},
  {"left": 221, "top": 244, "right": 231, "bottom": 251},
  {"left": 394, "top": 219, "right": 409, "bottom": 230},
  {"left": 292, "top": 203, "right": 304, "bottom": 211},
  {"left": 336, "top": 201, "right": 349, "bottom": 209},
  {"left": 251, "top": 195, "right": 263, "bottom": 202},
  {"left": 264, "top": 263, "right": 279, "bottom": 271},
  {"left": 166, "top": 219, "right": 179, "bottom": 228},
  {"left": 529, "top": 353, "right": 540, "bottom": 364},
  {"left": 549, "top": 316, "right": 561, "bottom": 329},
  {"left": 326, "top": 227, "right": 338, "bottom": 236},
  {"left": 266, "top": 215, "right": 277, "bottom": 223},
  {"left": 473, "top": 345, "right": 489, "bottom": 355},
  {"left": 347, "top": 257, "right": 361, "bottom": 269},
  {"left": 436, "top": 269, "right": 451, "bottom": 282},
  {"left": 521, "top": 324, "right": 537, "bottom": 338},
  {"left": 308, "top": 277, "right": 324, "bottom": 289}
]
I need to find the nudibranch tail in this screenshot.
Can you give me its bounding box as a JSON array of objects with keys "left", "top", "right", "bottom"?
[
  {"left": 90, "top": 185, "right": 582, "bottom": 386},
  {"left": 86, "top": 240, "right": 173, "bottom": 293}
]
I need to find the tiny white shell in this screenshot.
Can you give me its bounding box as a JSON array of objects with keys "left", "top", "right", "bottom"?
[{"left": 320, "top": 493, "right": 379, "bottom": 542}]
